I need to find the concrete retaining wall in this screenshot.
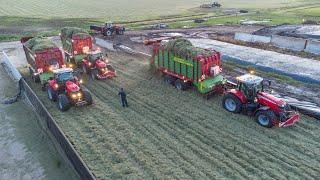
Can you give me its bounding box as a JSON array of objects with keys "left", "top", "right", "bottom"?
[
  {"left": 234, "top": 33, "right": 271, "bottom": 43},
  {"left": 305, "top": 39, "right": 320, "bottom": 55},
  {"left": 271, "top": 35, "right": 307, "bottom": 51},
  {"left": 21, "top": 80, "right": 96, "bottom": 180}
]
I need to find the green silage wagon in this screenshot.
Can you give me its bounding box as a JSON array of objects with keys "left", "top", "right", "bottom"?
[{"left": 152, "top": 39, "right": 226, "bottom": 94}]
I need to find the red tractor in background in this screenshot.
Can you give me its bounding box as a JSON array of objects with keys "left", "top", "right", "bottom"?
[
  {"left": 222, "top": 74, "right": 300, "bottom": 128},
  {"left": 81, "top": 49, "right": 116, "bottom": 79},
  {"left": 46, "top": 68, "right": 93, "bottom": 111},
  {"left": 90, "top": 22, "right": 125, "bottom": 36},
  {"left": 60, "top": 27, "right": 116, "bottom": 80}
]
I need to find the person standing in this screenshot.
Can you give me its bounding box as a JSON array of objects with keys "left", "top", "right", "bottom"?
[{"left": 118, "top": 88, "right": 128, "bottom": 107}]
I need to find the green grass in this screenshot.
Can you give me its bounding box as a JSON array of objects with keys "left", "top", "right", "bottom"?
[
  {"left": 20, "top": 51, "right": 320, "bottom": 179},
  {"left": 0, "top": 0, "right": 320, "bottom": 42}
]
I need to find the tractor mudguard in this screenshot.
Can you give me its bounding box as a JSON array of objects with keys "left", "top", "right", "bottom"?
[{"left": 226, "top": 89, "right": 247, "bottom": 103}]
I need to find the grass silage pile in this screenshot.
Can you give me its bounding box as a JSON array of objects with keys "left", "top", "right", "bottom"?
[
  {"left": 25, "top": 37, "right": 57, "bottom": 52},
  {"left": 165, "top": 38, "right": 212, "bottom": 57},
  {"left": 61, "top": 27, "right": 89, "bottom": 40}
]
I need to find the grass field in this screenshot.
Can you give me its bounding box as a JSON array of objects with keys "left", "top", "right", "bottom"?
[
  {"left": 0, "top": 0, "right": 315, "bottom": 19},
  {"left": 21, "top": 51, "right": 320, "bottom": 179},
  {"left": 1, "top": 0, "right": 320, "bottom": 42}
]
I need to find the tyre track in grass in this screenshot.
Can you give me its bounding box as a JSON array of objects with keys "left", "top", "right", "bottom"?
[
  {"left": 110, "top": 54, "right": 320, "bottom": 174},
  {"left": 24, "top": 76, "right": 150, "bottom": 178},
  {"left": 112, "top": 51, "right": 320, "bottom": 155},
  {"left": 57, "top": 106, "right": 151, "bottom": 179},
  {"left": 88, "top": 81, "right": 203, "bottom": 178},
  {"left": 90, "top": 102, "right": 179, "bottom": 179},
  {"left": 88, "top": 73, "right": 260, "bottom": 177},
  {"left": 105, "top": 52, "right": 320, "bottom": 179}
]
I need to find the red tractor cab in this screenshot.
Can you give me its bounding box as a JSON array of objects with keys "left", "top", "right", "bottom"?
[
  {"left": 82, "top": 50, "right": 116, "bottom": 79},
  {"left": 90, "top": 22, "right": 125, "bottom": 36},
  {"left": 222, "top": 74, "right": 300, "bottom": 128},
  {"left": 46, "top": 68, "right": 93, "bottom": 111}
]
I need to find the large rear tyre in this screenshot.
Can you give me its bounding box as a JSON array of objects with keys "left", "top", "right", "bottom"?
[
  {"left": 174, "top": 79, "right": 188, "bottom": 90},
  {"left": 255, "top": 110, "right": 275, "bottom": 128},
  {"left": 83, "top": 90, "right": 93, "bottom": 105},
  {"left": 46, "top": 84, "right": 57, "bottom": 101},
  {"left": 57, "top": 94, "right": 70, "bottom": 111},
  {"left": 164, "top": 75, "right": 175, "bottom": 85},
  {"left": 222, "top": 93, "right": 242, "bottom": 113}
]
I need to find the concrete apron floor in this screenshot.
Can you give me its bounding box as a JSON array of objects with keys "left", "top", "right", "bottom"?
[{"left": 189, "top": 38, "right": 320, "bottom": 84}]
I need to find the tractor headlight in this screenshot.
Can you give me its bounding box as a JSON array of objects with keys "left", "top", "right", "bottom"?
[
  {"left": 71, "top": 94, "right": 77, "bottom": 99},
  {"left": 88, "top": 62, "right": 92, "bottom": 66},
  {"left": 101, "top": 68, "right": 105, "bottom": 72},
  {"left": 54, "top": 84, "right": 59, "bottom": 89},
  {"left": 77, "top": 92, "right": 82, "bottom": 97}
]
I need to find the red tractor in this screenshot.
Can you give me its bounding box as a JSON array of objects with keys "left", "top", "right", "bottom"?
[
  {"left": 46, "top": 68, "right": 93, "bottom": 111},
  {"left": 81, "top": 50, "right": 116, "bottom": 80},
  {"left": 90, "top": 22, "right": 125, "bottom": 36},
  {"left": 222, "top": 74, "right": 300, "bottom": 128}
]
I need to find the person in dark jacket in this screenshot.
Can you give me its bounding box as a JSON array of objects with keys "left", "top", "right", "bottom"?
[{"left": 118, "top": 88, "right": 128, "bottom": 107}]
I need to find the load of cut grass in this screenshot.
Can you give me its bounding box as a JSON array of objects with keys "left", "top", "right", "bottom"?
[
  {"left": 61, "top": 27, "right": 90, "bottom": 40},
  {"left": 165, "top": 38, "right": 212, "bottom": 58},
  {"left": 25, "top": 37, "right": 57, "bottom": 52}
]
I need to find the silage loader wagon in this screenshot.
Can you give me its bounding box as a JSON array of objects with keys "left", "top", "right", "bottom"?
[
  {"left": 152, "top": 39, "right": 226, "bottom": 94},
  {"left": 21, "top": 36, "right": 64, "bottom": 90},
  {"left": 60, "top": 27, "right": 93, "bottom": 67}
]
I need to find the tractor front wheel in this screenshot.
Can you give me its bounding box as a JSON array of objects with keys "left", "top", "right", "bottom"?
[
  {"left": 83, "top": 90, "right": 93, "bottom": 105},
  {"left": 255, "top": 110, "right": 275, "bottom": 128},
  {"left": 57, "top": 94, "right": 70, "bottom": 111},
  {"left": 47, "top": 85, "right": 57, "bottom": 101},
  {"left": 222, "top": 93, "right": 242, "bottom": 113}
]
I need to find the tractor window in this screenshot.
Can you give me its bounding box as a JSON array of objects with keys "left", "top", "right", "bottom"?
[
  {"left": 241, "top": 83, "right": 256, "bottom": 102},
  {"left": 57, "top": 72, "right": 74, "bottom": 82},
  {"left": 89, "top": 53, "right": 103, "bottom": 62},
  {"left": 48, "top": 59, "right": 58, "bottom": 65}
]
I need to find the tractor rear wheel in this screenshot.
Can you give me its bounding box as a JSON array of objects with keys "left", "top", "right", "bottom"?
[
  {"left": 222, "top": 93, "right": 242, "bottom": 113},
  {"left": 83, "top": 90, "right": 93, "bottom": 105},
  {"left": 174, "top": 79, "right": 188, "bottom": 90},
  {"left": 164, "top": 75, "right": 175, "bottom": 85},
  {"left": 46, "top": 85, "right": 57, "bottom": 101},
  {"left": 57, "top": 94, "right": 70, "bottom": 111},
  {"left": 255, "top": 110, "right": 275, "bottom": 128},
  {"left": 91, "top": 69, "right": 99, "bottom": 80}
]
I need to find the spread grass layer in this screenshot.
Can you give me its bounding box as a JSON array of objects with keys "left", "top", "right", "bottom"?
[{"left": 21, "top": 51, "right": 320, "bottom": 179}]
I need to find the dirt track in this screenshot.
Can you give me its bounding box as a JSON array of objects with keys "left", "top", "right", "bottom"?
[{"left": 22, "top": 51, "right": 320, "bottom": 179}]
